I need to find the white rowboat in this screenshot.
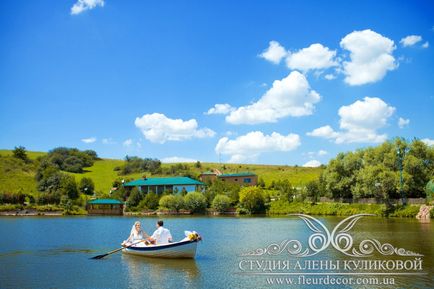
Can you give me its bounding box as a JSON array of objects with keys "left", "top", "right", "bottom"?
[{"left": 122, "top": 240, "right": 199, "bottom": 259}]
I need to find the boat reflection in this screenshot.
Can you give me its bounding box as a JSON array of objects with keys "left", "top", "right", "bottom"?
[{"left": 122, "top": 254, "right": 200, "bottom": 289}]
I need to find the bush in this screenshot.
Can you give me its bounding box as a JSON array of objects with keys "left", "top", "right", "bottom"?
[
  {"left": 79, "top": 177, "right": 95, "bottom": 195},
  {"left": 211, "top": 194, "right": 232, "bottom": 212},
  {"left": 126, "top": 187, "right": 143, "bottom": 208},
  {"left": 239, "top": 186, "right": 265, "bottom": 214},
  {"left": 0, "top": 192, "right": 26, "bottom": 204},
  {"left": 139, "top": 191, "right": 160, "bottom": 210},
  {"left": 184, "top": 192, "right": 207, "bottom": 213},
  {"left": 159, "top": 194, "right": 184, "bottom": 211}
]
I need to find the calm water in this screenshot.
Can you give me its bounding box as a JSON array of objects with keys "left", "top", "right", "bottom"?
[{"left": 0, "top": 216, "right": 432, "bottom": 289}]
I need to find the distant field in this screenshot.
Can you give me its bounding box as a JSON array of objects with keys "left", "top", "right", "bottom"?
[{"left": 0, "top": 149, "right": 323, "bottom": 195}]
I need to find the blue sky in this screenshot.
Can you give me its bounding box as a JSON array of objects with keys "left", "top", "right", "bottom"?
[{"left": 1, "top": 0, "right": 433, "bottom": 166}]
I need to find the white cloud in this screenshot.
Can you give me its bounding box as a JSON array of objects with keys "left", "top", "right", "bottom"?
[
  {"left": 340, "top": 29, "right": 396, "bottom": 85},
  {"left": 318, "top": 150, "right": 328, "bottom": 156},
  {"left": 206, "top": 103, "right": 234, "bottom": 115},
  {"left": 324, "top": 74, "right": 336, "bottom": 80},
  {"left": 102, "top": 138, "right": 116, "bottom": 145},
  {"left": 161, "top": 156, "right": 198, "bottom": 163},
  {"left": 215, "top": 131, "right": 300, "bottom": 163},
  {"left": 400, "top": 35, "right": 422, "bottom": 47},
  {"left": 286, "top": 43, "right": 338, "bottom": 72},
  {"left": 421, "top": 138, "right": 434, "bottom": 146},
  {"left": 308, "top": 97, "right": 395, "bottom": 144},
  {"left": 303, "top": 160, "right": 322, "bottom": 167},
  {"left": 398, "top": 117, "right": 410, "bottom": 128},
  {"left": 259, "top": 41, "right": 287, "bottom": 64},
  {"left": 422, "top": 42, "right": 429, "bottom": 48},
  {"left": 81, "top": 137, "right": 96, "bottom": 143},
  {"left": 307, "top": 125, "right": 339, "bottom": 139},
  {"left": 135, "top": 113, "right": 215, "bottom": 144},
  {"left": 123, "top": 139, "right": 133, "bottom": 147},
  {"left": 71, "top": 0, "right": 104, "bottom": 15},
  {"left": 226, "top": 71, "right": 321, "bottom": 124}
]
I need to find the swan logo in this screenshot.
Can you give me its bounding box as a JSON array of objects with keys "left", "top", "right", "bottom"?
[{"left": 241, "top": 214, "right": 423, "bottom": 258}]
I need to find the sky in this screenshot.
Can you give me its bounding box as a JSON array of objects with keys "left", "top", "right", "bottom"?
[{"left": 1, "top": 0, "right": 433, "bottom": 166}]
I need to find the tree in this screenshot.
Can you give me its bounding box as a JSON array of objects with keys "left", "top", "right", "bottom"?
[
  {"left": 158, "top": 194, "right": 184, "bottom": 211},
  {"left": 139, "top": 191, "right": 160, "bottom": 210},
  {"left": 211, "top": 194, "right": 232, "bottom": 212},
  {"left": 61, "top": 175, "right": 79, "bottom": 199},
  {"left": 239, "top": 186, "right": 265, "bottom": 214},
  {"left": 306, "top": 180, "right": 321, "bottom": 204},
  {"left": 13, "top": 146, "right": 29, "bottom": 162},
  {"left": 126, "top": 187, "right": 143, "bottom": 208},
  {"left": 184, "top": 192, "right": 207, "bottom": 213},
  {"left": 79, "top": 177, "right": 95, "bottom": 195},
  {"left": 274, "top": 180, "right": 297, "bottom": 202},
  {"left": 195, "top": 161, "right": 202, "bottom": 169},
  {"left": 258, "top": 178, "right": 266, "bottom": 188}
]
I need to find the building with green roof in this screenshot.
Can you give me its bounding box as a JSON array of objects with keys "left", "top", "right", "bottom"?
[
  {"left": 199, "top": 171, "right": 257, "bottom": 186},
  {"left": 123, "top": 177, "right": 204, "bottom": 194},
  {"left": 86, "top": 199, "right": 124, "bottom": 215}
]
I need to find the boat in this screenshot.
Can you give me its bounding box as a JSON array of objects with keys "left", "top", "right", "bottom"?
[{"left": 122, "top": 239, "right": 199, "bottom": 259}]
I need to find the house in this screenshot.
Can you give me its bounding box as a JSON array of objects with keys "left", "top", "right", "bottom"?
[
  {"left": 123, "top": 177, "right": 204, "bottom": 194},
  {"left": 199, "top": 171, "right": 258, "bottom": 186},
  {"left": 87, "top": 199, "right": 124, "bottom": 215}
]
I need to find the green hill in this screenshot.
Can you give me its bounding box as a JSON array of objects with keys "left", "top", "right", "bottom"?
[{"left": 0, "top": 149, "right": 323, "bottom": 195}]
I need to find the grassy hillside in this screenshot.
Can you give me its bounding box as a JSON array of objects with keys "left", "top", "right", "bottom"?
[{"left": 0, "top": 149, "right": 323, "bottom": 195}]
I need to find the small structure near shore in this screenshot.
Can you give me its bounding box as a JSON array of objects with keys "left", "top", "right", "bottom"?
[
  {"left": 87, "top": 199, "right": 124, "bottom": 215},
  {"left": 199, "top": 170, "right": 258, "bottom": 186}
]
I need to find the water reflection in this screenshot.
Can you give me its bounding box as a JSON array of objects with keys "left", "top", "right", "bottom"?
[{"left": 121, "top": 254, "right": 200, "bottom": 289}]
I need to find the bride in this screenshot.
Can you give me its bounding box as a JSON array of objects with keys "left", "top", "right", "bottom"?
[{"left": 121, "top": 221, "right": 149, "bottom": 247}]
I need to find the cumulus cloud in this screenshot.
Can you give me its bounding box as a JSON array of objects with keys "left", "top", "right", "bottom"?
[
  {"left": 259, "top": 41, "right": 288, "bottom": 64},
  {"left": 226, "top": 71, "right": 321, "bottom": 124},
  {"left": 81, "top": 137, "right": 96, "bottom": 143},
  {"left": 123, "top": 139, "right": 133, "bottom": 147},
  {"left": 308, "top": 97, "right": 395, "bottom": 144},
  {"left": 206, "top": 103, "right": 234, "bottom": 115},
  {"left": 422, "top": 138, "right": 434, "bottom": 146},
  {"left": 286, "top": 43, "right": 338, "bottom": 72},
  {"left": 135, "top": 113, "right": 216, "bottom": 144},
  {"left": 422, "top": 42, "right": 429, "bottom": 48},
  {"left": 398, "top": 117, "right": 410, "bottom": 128},
  {"left": 215, "top": 131, "right": 300, "bottom": 163},
  {"left": 161, "top": 156, "right": 198, "bottom": 163},
  {"left": 400, "top": 35, "right": 422, "bottom": 47},
  {"left": 307, "top": 125, "right": 339, "bottom": 139},
  {"left": 340, "top": 29, "right": 396, "bottom": 85},
  {"left": 303, "top": 160, "right": 322, "bottom": 167},
  {"left": 318, "top": 150, "right": 328, "bottom": 156},
  {"left": 71, "top": 0, "right": 104, "bottom": 15}
]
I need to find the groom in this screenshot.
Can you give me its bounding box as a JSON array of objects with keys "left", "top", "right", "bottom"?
[{"left": 147, "top": 220, "right": 173, "bottom": 245}]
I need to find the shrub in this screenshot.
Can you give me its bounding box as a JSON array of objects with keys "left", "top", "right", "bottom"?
[
  {"left": 79, "top": 177, "right": 95, "bottom": 195},
  {"left": 126, "top": 187, "right": 143, "bottom": 208},
  {"left": 239, "top": 186, "right": 265, "bottom": 214},
  {"left": 159, "top": 194, "right": 184, "bottom": 211},
  {"left": 139, "top": 191, "right": 160, "bottom": 210},
  {"left": 184, "top": 192, "right": 207, "bottom": 213},
  {"left": 211, "top": 194, "right": 232, "bottom": 212}
]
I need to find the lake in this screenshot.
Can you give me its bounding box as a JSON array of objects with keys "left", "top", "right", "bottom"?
[{"left": 0, "top": 215, "right": 432, "bottom": 289}]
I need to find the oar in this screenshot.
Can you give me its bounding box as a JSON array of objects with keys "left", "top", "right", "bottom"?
[{"left": 90, "top": 240, "right": 144, "bottom": 260}]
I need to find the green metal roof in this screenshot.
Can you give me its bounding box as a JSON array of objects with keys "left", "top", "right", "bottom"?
[
  {"left": 219, "top": 172, "right": 257, "bottom": 177},
  {"left": 124, "top": 177, "right": 204, "bottom": 187},
  {"left": 88, "top": 199, "right": 123, "bottom": 205}
]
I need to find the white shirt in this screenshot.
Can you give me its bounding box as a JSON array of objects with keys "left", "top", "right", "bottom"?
[{"left": 151, "top": 226, "right": 172, "bottom": 245}]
